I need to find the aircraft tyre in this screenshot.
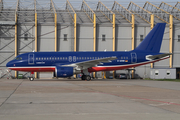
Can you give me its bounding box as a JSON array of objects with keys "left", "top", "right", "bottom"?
[
  {"left": 30, "top": 77, "right": 34, "bottom": 81},
  {"left": 86, "top": 75, "right": 91, "bottom": 81},
  {"left": 81, "top": 75, "right": 91, "bottom": 81},
  {"left": 81, "top": 75, "right": 86, "bottom": 80}
]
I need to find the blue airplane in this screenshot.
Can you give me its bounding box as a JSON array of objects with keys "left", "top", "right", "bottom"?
[{"left": 6, "top": 23, "right": 171, "bottom": 81}]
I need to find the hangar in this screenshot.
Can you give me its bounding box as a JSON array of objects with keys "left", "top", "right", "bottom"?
[{"left": 0, "top": 0, "right": 180, "bottom": 79}]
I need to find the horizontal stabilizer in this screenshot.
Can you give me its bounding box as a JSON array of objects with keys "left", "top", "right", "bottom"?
[{"left": 146, "top": 53, "right": 172, "bottom": 60}]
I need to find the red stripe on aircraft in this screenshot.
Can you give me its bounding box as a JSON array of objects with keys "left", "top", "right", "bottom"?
[{"left": 10, "top": 67, "right": 55, "bottom": 72}]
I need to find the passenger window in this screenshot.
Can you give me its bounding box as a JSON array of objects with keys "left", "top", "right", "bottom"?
[
  {"left": 47, "top": 58, "right": 48, "bottom": 60},
  {"left": 36, "top": 58, "right": 38, "bottom": 60},
  {"left": 44, "top": 58, "right": 46, "bottom": 60}
]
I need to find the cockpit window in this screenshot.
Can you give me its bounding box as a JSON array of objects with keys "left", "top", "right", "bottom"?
[{"left": 14, "top": 57, "right": 22, "bottom": 60}]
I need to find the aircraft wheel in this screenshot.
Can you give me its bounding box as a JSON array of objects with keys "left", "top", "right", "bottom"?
[
  {"left": 30, "top": 77, "right": 34, "bottom": 81},
  {"left": 86, "top": 75, "right": 91, "bottom": 81},
  {"left": 81, "top": 75, "right": 85, "bottom": 80}
]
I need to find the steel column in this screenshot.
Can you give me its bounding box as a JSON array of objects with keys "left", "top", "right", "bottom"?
[
  {"left": 73, "top": 13, "right": 77, "bottom": 78},
  {"left": 150, "top": 14, "right": 154, "bottom": 68},
  {"left": 131, "top": 14, "right": 135, "bottom": 50},
  {"left": 93, "top": 13, "right": 96, "bottom": 52},
  {"left": 74, "top": 13, "right": 76, "bottom": 52},
  {"left": 150, "top": 14, "right": 154, "bottom": 30},
  {"left": 35, "top": 12, "right": 38, "bottom": 78},
  {"left": 169, "top": 15, "right": 173, "bottom": 68},
  {"left": 51, "top": 0, "right": 57, "bottom": 52},
  {"left": 55, "top": 13, "right": 57, "bottom": 52},
  {"left": 113, "top": 14, "right": 115, "bottom": 51},
  {"left": 93, "top": 13, "right": 96, "bottom": 78},
  {"left": 112, "top": 13, "right": 115, "bottom": 78},
  {"left": 131, "top": 14, "right": 135, "bottom": 78},
  {"left": 15, "top": 13, "right": 18, "bottom": 78}
]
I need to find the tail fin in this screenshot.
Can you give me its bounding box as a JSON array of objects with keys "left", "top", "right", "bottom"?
[{"left": 134, "top": 23, "right": 166, "bottom": 53}]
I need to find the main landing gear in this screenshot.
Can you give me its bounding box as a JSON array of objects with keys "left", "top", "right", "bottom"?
[
  {"left": 81, "top": 70, "right": 91, "bottom": 81},
  {"left": 81, "top": 74, "right": 91, "bottom": 81}
]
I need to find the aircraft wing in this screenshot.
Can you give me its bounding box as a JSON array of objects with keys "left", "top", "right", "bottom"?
[
  {"left": 64, "top": 56, "right": 117, "bottom": 70},
  {"left": 147, "top": 53, "right": 172, "bottom": 60}
]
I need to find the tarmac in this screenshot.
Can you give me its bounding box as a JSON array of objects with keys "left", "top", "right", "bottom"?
[{"left": 0, "top": 78, "right": 180, "bottom": 120}]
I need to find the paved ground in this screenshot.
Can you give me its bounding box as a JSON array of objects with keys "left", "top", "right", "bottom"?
[{"left": 0, "top": 78, "right": 180, "bottom": 120}]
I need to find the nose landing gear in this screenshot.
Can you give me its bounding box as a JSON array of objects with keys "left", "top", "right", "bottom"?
[
  {"left": 29, "top": 77, "right": 34, "bottom": 81},
  {"left": 29, "top": 72, "right": 34, "bottom": 81}
]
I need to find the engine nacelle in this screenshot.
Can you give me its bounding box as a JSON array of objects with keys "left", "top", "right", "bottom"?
[{"left": 55, "top": 66, "right": 74, "bottom": 77}]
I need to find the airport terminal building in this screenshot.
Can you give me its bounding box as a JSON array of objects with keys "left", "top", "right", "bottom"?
[{"left": 0, "top": 0, "right": 180, "bottom": 79}]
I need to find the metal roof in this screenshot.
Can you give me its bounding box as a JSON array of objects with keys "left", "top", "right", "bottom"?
[{"left": 0, "top": 0, "right": 179, "bottom": 24}]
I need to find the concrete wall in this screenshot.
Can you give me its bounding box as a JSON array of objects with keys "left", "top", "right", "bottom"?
[
  {"left": 77, "top": 24, "right": 94, "bottom": 51},
  {"left": 150, "top": 68, "right": 176, "bottom": 79},
  {"left": 58, "top": 24, "right": 74, "bottom": 51},
  {"left": 97, "top": 24, "right": 113, "bottom": 51},
  {"left": 116, "top": 25, "right": 131, "bottom": 51},
  {"left": 173, "top": 25, "right": 180, "bottom": 67}
]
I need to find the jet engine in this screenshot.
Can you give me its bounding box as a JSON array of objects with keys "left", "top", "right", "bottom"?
[
  {"left": 54, "top": 66, "right": 81, "bottom": 77},
  {"left": 55, "top": 66, "right": 74, "bottom": 77}
]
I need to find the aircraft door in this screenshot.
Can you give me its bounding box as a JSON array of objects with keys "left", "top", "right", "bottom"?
[
  {"left": 28, "top": 54, "right": 34, "bottom": 64},
  {"left": 73, "top": 56, "right": 76, "bottom": 62},
  {"left": 131, "top": 53, "right": 137, "bottom": 63},
  {"left": 69, "top": 56, "right": 72, "bottom": 62},
  {"left": 69, "top": 56, "right": 76, "bottom": 62}
]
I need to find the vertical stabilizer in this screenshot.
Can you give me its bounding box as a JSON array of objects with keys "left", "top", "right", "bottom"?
[{"left": 134, "top": 23, "right": 166, "bottom": 53}]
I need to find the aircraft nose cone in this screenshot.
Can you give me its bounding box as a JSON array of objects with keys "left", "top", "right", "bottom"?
[{"left": 6, "top": 61, "right": 13, "bottom": 68}]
